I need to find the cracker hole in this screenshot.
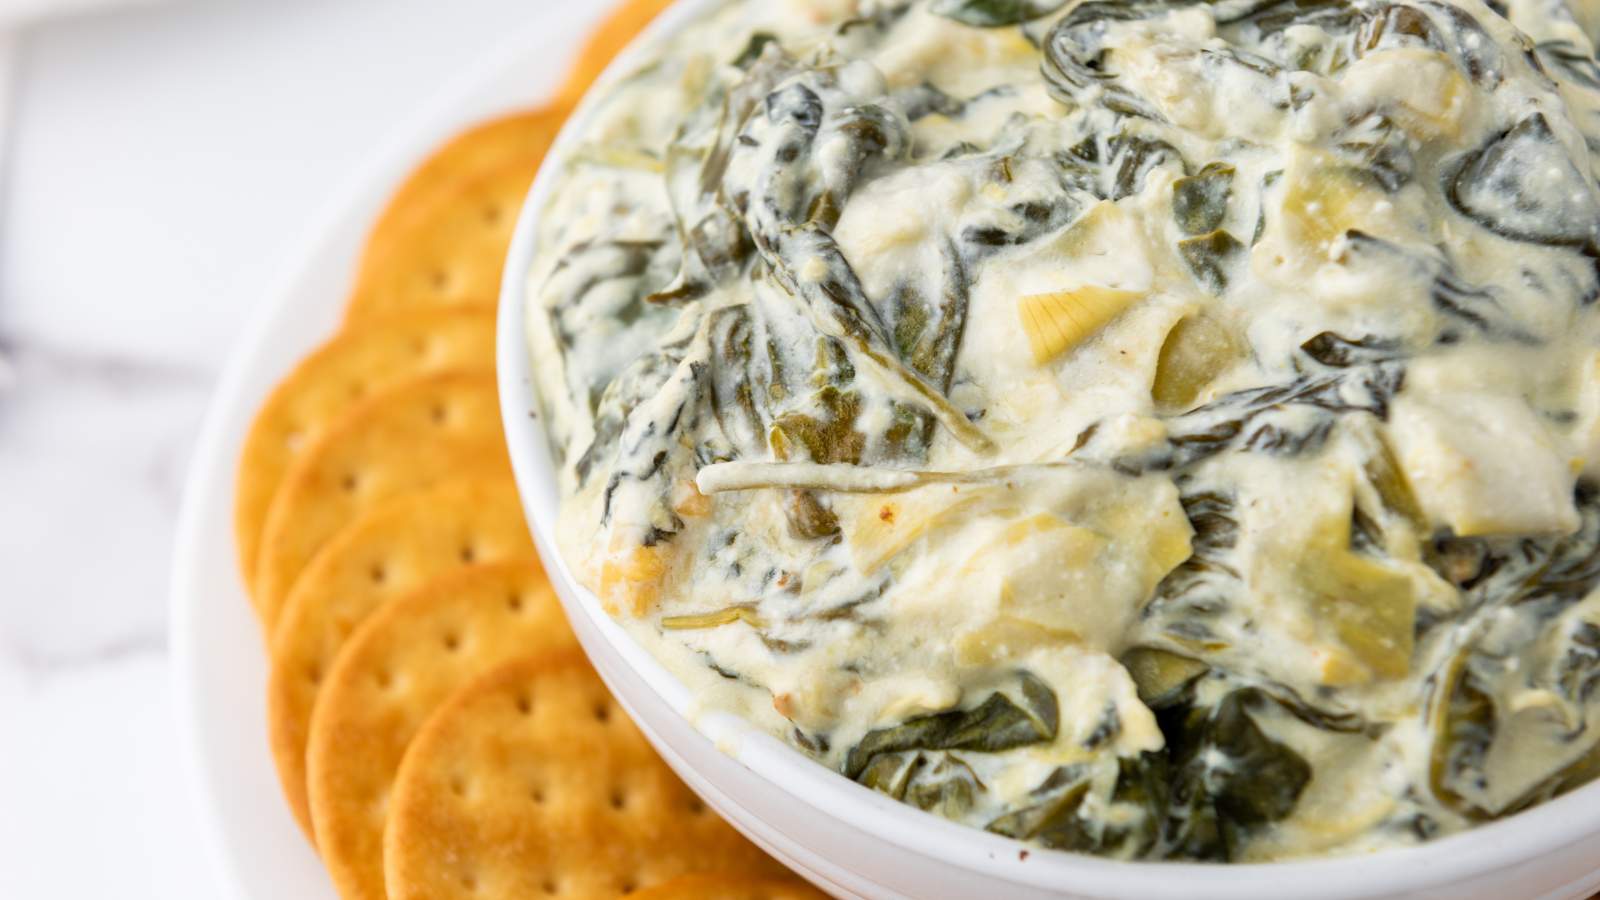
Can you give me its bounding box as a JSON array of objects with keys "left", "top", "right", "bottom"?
[
  {"left": 609, "top": 789, "right": 628, "bottom": 811},
  {"left": 460, "top": 873, "right": 479, "bottom": 892},
  {"left": 515, "top": 692, "right": 533, "bottom": 715},
  {"left": 341, "top": 472, "right": 361, "bottom": 493},
  {"left": 442, "top": 631, "right": 461, "bottom": 652},
  {"left": 618, "top": 877, "right": 639, "bottom": 895},
  {"left": 459, "top": 544, "right": 478, "bottom": 564},
  {"left": 450, "top": 775, "right": 468, "bottom": 798},
  {"left": 530, "top": 784, "right": 546, "bottom": 804},
  {"left": 368, "top": 564, "right": 387, "bottom": 585},
  {"left": 410, "top": 338, "right": 429, "bottom": 357},
  {"left": 482, "top": 204, "right": 503, "bottom": 225},
  {"left": 686, "top": 797, "right": 706, "bottom": 816},
  {"left": 430, "top": 268, "right": 451, "bottom": 291},
  {"left": 506, "top": 592, "right": 524, "bottom": 612},
  {"left": 305, "top": 664, "right": 322, "bottom": 686},
  {"left": 348, "top": 381, "right": 366, "bottom": 400},
  {"left": 375, "top": 670, "right": 393, "bottom": 690},
  {"left": 430, "top": 403, "right": 450, "bottom": 425},
  {"left": 541, "top": 876, "right": 560, "bottom": 895},
  {"left": 593, "top": 702, "right": 611, "bottom": 724}
]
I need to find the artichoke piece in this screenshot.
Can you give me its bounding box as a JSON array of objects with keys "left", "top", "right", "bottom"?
[
  {"left": 845, "top": 488, "right": 980, "bottom": 574},
  {"left": 844, "top": 671, "right": 1059, "bottom": 779},
  {"left": 1280, "top": 149, "right": 1394, "bottom": 250},
  {"left": 1356, "top": 425, "right": 1428, "bottom": 538},
  {"left": 1301, "top": 537, "right": 1417, "bottom": 682},
  {"left": 1504, "top": 740, "right": 1600, "bottom": 816},
  {"left": 1177, "top": 230, "right": 1243, "bottom": 295},
  {"left": 1388, "top": 393, "right": 1580, "bottom": 538},
  {"left": 955, "top": 616, "right": 1082, "bottom": 667},
  {"left": 1152, "top": 315, "right": 1243, "bottom": 411},
  {"left": 1424, "top": 649, "right": 1499, "bottom": 821},
  {"left": 1340, "top": 49, "right": 1471, "bottom": 139},
  {"left": 1018, "top": 286, "right": 1143, "bottom": 365},
  {"left": 1122, "top": 647, "right": 1209, "bottom": 710},
  {"left": 1172, "top": 163, "right": 1235, "bottom": 235},
  {"left": 1426, "top": 590, "right": 1600, "bottom": 819},
  {"left": 1446, "top": 113, "right": 1600, "bottom": 249},
  {"left": 661, "top": 605, "right": 763, "bottom": 631}
]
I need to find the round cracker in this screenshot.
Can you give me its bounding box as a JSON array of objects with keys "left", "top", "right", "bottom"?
[
  {"left": 234, "top": 309, "right": 495, "bottom": 609},
  {"left": 557, "top": 0, "right": 678, "bottom": 107},
  {"left": 307, "top": 560, "right": 577, "bottom": 900},
  {"left": 345, "top": 132, "right": 558, "bottom": 321},
  {"left": 253, "top": 368, "right": 506, "bottom": 629},
  {"left": 629, "top": 875, "right": 829, "bottom": 900},
  {"left": 359, "top": 110, "right": 560, "bottom": 279},
  {"left": 266, "top": 477, "right": 532, "bottom": 839},
  {"left": 384, "top": 653, "right": 790, "bottom": 900}
]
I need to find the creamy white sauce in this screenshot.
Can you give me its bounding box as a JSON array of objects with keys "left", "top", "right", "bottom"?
[{"left": 528, "top": 0, "right": 1600, "bottom": 862}]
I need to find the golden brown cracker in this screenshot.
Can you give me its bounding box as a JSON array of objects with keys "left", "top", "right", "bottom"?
[
  {"left": 630, "top": 875, "right": 830, "bottom": 900},
  {"left": 384, "top": 653, "right": 791, "bottom": 900},
  {"left": 307, "top": 560, "right": 577, "bottom": 900},
  {"left": 360, "top": 110, "right": 561, "bottom": 276},
  {"left": 266, "top": 477, "right": 533, "bottom": 839},
  {"left": 558, "top": 0, "right": 678, "bottom": 107},
  {"left": 253, "top": 368, "right": 507, "bottom": 629},
  {"left": 234, "top": 309, "right": 495, "bottom": 608},
  {"left": 345, "top": 123, "right": 559, "bottom": 321}
]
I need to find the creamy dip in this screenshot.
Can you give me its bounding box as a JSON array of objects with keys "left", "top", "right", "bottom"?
[{"left": 527, "top": 0, "right": 1600, "bottom": 861}]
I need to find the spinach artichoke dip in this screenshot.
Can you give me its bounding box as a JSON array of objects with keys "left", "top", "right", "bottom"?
[{"left": 527, "top": 0, "right": 1600, "bottom": 862}]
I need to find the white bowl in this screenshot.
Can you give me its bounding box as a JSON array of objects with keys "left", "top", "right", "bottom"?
[{"left": 497, "top": 3, "right": 1600, "bottom": 897}]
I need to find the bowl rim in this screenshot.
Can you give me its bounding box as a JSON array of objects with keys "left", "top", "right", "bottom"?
[{"left": 496, "top": 1, "right": 1600, "bottom": 895}]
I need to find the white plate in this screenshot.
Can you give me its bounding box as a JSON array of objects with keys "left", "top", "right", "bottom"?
[{"left": 168, "top": 11, "right": 604, "bottom": 898}]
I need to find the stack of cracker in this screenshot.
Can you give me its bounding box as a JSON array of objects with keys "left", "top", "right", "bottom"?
[{"left": 232, "top": 3, "right": 827, "bottom": 898}]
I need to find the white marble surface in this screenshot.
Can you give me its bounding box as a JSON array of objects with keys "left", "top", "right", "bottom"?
[{"left": 0, "top": 2, "right": 601, "bottom": 896}]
